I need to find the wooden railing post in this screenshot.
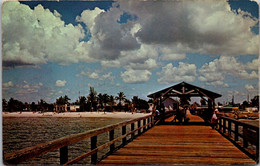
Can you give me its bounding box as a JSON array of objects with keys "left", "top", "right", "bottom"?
[
  {"left": 60, "top": 146, "right": 68, "bottom": 165},
  {"left": 138, "top": 120, "right": 141, "bottom": 135},
  {"left": 109, "top": 130, "right": 115, "bottom": 153},
  {"left": 143, "top": 119, "right": 146, "bottom": 132},
  {"left": 147, "top": 117, "right": 150, "bottom": 129},
  {"left": 219, "top": 118, "right": 222, "bottom": 131},
  {"left": 228, "top": 120, "right": 231, "bottom": 137},
  {"left": 91, "top": 136, "right": 97, "bottom": 164},
  {"left": 223, "top": 119, "right": 226, "bottom": 134},
  {"left": 256, "top": 129, "right": 259, "bottom": 162},
  {"left": 243, "top": 127, "right": 248, "bottom": 148},
  {"left": 122, "top": 125, "right": 126, "bottom": 145},
  {"left": 235, "top": 123, "right": 238, "bottom": 142},
  {"left": 131, "top": 123, "right": 135, "bottom": 139}
]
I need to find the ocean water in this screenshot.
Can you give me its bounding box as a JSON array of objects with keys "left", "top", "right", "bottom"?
[{"left": 3, "top": 117, "right": 131, "bottom": 165}]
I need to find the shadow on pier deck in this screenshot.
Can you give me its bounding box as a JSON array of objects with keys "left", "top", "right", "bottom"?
[{"left": 99, "top": 112, "right": 256, "bottom": 165}]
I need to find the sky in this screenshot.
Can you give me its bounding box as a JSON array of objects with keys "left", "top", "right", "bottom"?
[{"left": 1, "top": 0, "right": 259, "bottom": 104}]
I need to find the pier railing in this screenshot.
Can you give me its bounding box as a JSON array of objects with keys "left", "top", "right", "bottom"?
[
  {"left": 4, "top": 114, "right": 156, "bottom": 165},
  {"left": 216, "top": 116, "right": 259, "bottom": 162}
]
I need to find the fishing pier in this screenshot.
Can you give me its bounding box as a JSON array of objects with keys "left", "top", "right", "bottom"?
[{"left": 3, "top": 82, "right": 259, "bottom": 165}]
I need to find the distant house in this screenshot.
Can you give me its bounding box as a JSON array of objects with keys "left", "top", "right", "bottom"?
[
  {"left": 55, "top": 104, "right": 80, "bottom": 112},
  {"left": 55, "top": 104, "right": 68, "bottom": 112},
  {"left": 70, "top": 105, "right": 80, "bottom": 112}
]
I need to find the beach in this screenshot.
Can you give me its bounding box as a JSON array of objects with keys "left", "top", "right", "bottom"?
[{"left": 2, "top": 111, "right": 151, "bottom": 119}]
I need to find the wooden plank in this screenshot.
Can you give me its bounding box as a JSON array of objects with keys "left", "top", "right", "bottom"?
[{"left": 99, "top": 115, "right": 256, "bottom": 165}]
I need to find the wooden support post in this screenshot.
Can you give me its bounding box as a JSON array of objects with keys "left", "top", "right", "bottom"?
[
  {"left": 109, "top": 130, "right": 115, "bottom": 153},
  {"left": 122, "top": 125, "right": 126, "bottom": 145},
  {"left": 228, "top": 121, "right": 231, "bottom": 137},
  {"left": 147, "top": 117, "right": 150, "bottom": 129},
  {"left": 223, "top": 119, "right": 226, "bottom": 134},
  {"left": 243, "top": 127, "right": 248, "bottom": 148},
  {"left": 235, "top": 123, "right": 238, "bottom": 142},
  {"left": 143, "top": 119, "right": 146, "bottom": 132},
  {"left": 218, "top": 118, "right": 222, "bottom": 131},
  {"left": 91, "top": 136, "right": 97, "bottom": 164},
  {"left": 60, "top": 146, "right": 68, "bottom": 165},
  {"left": 131, "top": 123, "right": 135, "bottom": 139},
  {"left": 138, "top": 120, "right": 141, "bottom": 135},
  {"left": 256, "top": 130, "right": 259, "bottom": 161}
]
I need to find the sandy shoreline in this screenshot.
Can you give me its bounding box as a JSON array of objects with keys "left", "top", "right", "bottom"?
[{"left": 2, "top": 111, "right": 151, "bottom": 119}]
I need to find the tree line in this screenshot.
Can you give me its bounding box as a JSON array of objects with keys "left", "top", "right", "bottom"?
[{"left": 2, "top": 87, "right": 149, "bottom": 112}]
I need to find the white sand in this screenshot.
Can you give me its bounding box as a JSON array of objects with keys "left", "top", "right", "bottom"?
[{"left": 2, "top": 111, "right": 151, "bottom": 119}]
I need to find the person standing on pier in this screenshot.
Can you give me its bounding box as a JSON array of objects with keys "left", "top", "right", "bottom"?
[{"left": 211, "top": 110, "right": 218, "bottom": 129}]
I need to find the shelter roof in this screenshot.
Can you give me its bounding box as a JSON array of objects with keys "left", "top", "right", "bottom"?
[{"left": 147, "top": 82, "right": 221, "bottom": 100}]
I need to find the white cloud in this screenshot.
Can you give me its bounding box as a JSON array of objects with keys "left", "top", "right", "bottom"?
[
  {"left": 2, "top": 1, "right": 85, "bottom": 67},
  {"left": 119, "top": 0, "right": 258, "bottom": 56},
  {"left": 245, "top": 84, "right": 255, "bottom": 91},
  {"left": 89, "top": 72, "right": 99, "bottom": 79},
  {"left": 160, "top": 47, "right": 186, "bottom": 61},
  {"left": 246, "top": 58, "right": 259, "bottom": 70},
  {"left": 3, "top": 81, "right": 14, "bottom": 89},
  {"left": 3, "top": 0, "right": 258, "bottom": 73},
  {"left": 199, "top": 56, "right": 258, "bottom": 86},
  {"left": 121, "top": 69, "right": 152, "bottom": 83},
  {"left": 76, "top": 7, "right": 104, "bottom": 33},
  {"left": 157, "top": 62, "right": 197, "bottom": 84},
  {"left": 55, "top": 80, "right": 67, "bottom": 87}
]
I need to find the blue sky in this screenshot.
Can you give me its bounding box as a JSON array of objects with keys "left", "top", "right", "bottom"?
[{"left": 2, "top": 0, "right": 259, "bottom": 104}]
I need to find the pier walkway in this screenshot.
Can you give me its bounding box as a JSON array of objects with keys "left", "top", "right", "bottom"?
[{"left": 99, "top": 111, "right": 256, "bottom": 165}]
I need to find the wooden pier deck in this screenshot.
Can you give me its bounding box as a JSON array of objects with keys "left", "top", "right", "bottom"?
[{"left": 99, "top": 111, "right": 256, "bottom": 165}]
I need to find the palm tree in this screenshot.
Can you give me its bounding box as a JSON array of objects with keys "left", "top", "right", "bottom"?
[
  {"left": 103, "top": 94, "right": 109, "bottom": 107},
  {"left": 132, "top": 96, "right": 139, "bottom": 108},
  {"left": 108, "top": 95, "right": 115, "bottom": 112},
  {"left": 88, "top": 87, "right": 97, "bottom": 112},
  {"left": 38, "top": 99, "right": 47, "bottom": 112},
  {"left": 97, "top": 93, "right": 104, "bottom": 109},
  {"left": 116, "top": 92, "right": 126, "bottom": 110},
  {"left": 56, "top": 95, "right": 71, "bottom": 105},
  {"left": 79, "top": 96, "right": 87, "bottom": 111}
]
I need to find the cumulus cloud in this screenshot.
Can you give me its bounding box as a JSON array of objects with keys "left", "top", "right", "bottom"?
[
  {"left": 3, "top": 81, "right": 14, "bottom": 89},
  {"left": 199, "top": 56, "right": 258, "bottom": 86},
  {"left": 55, "top": 80, "right": 67, "bottom": 87},
  {"left": 119, "top": 0, "right": 258, "bottom": 56},
  {"left": 245, "top": 84, "right": 255, "bottom": 91},
  {"left": 246, "top": 58, "right": 259, "bottom": 70},
  {"left": 121, "top": 69, "right": 152, "bottom": 83},
  {"left": 157, "top": 62, "right": 197, "bottom": 84},
  {"left": 3, "top": 0, "right": 258, "bottom": 71},
  {"left": 77, "top": 70, "right": 115, "bottom": 81},
  {"left": 2, "top": 1, "right": 85, "bottom": 67}
]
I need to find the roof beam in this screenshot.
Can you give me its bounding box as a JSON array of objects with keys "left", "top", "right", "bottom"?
[
  {"left": 184, "top": 89, "right": 195, "bottom": 95},
  {"left": 171, "top": 89, "right": 182, "bottom": 95},
  {"left": 195, "top": 88, "right": 214, "bottom": 102}
]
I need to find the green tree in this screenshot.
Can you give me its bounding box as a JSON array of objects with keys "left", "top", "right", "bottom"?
[
  {"left": 108, "top": 95, "right": 115, "bottom": 112},
  {"left": 88, "top": 87, "right": 97, "bottom": 112},
  {"left": 97, "top": 93, "right": 104, "bottom": 109},
  {"left": 132, "top": 96, "right": 139, "bottom": 108},
  {"left": 56, "top": 95, "right": 71, "bottom": 105},
  {"left": 251, "top": 95, "right": 259, "bottom": 108},
  {"left": 116, "top": 92, "right": 126, "bottom": 107},
  {"left": 7, "top": 98, "right": 24, "bottom": 112},
  {"left": 31, "top": 102, "right": 37, "bottom": 111},
  {"left": 79, "top": 96, "right": 87, "bottom": 111},
  {"left": 103, "top": 94, "right": 109, "bottom": 107}
]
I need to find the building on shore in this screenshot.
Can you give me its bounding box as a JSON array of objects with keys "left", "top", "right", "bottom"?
[{"left": 55, "top": 104, "right": 80, "bottom": 112}]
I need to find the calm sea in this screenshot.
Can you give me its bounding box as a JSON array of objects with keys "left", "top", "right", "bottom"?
[{"left": 3, "top": 117, "right": 131, "bottom": 165}]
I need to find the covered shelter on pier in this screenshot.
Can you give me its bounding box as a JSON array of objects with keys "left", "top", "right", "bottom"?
[{"left": 147, "top": 81, "right": 222, "bottom": 121}]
